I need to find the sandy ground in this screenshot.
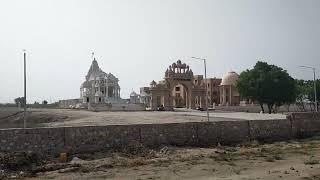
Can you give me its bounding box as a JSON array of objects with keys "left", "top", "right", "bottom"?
[
  {"left": 0, "top": 108, "right": 286, "bottom": 128},
  {"left": 25, "top": 136, "right": 320, "bottom": 180}
]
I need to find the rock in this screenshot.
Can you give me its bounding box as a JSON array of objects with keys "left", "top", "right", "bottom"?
[
  {"left": 290, "top": 167, "right": 295, "bottom": 170},
  {"left": 160, "top": 147, "right": 168, "bottom": 154},
  {"left": 70, "top": 157, "right": 85, "bottom": 164}
]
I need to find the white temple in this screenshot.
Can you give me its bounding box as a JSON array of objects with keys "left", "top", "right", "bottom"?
[{"left": 80, "top": 57, "right": 121, "bottom": 104}]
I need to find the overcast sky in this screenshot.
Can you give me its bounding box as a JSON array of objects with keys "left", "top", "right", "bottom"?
[{"left": 0, "top": 0, "right": 320, "bottom": 103}]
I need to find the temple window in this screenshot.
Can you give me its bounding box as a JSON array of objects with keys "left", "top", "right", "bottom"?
[{"left": 175, "top": 87, "right": 180, "bottom": 91}]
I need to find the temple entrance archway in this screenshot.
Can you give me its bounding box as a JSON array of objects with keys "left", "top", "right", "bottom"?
[
  {"left": 170, "top": 82, "right": 191, "bottom": 108},
  {"left": 149, "top": 60, "right": 207, "bottom": 110}
]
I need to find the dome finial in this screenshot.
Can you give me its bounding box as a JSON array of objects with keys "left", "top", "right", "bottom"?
[{"left": 91, "top": 52, "right": 97, "bottom": 62}]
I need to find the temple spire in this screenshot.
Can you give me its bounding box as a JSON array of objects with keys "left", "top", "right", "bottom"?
[{"left": 91, "top": 52, "right": 96, "bottom": 61}]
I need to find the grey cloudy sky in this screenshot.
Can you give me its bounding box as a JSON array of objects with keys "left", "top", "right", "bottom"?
[{"left": 0, "top": 0, "right": 320, "bottom": 103}]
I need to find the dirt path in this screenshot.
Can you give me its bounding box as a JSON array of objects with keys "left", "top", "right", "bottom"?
[{"left": 26, "top": 137, "right": 320, "bottom": 180}]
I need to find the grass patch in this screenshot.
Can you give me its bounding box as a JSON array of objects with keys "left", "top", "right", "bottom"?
[{"left": 265, "top": 155, "right": 284, "bottom": 162}]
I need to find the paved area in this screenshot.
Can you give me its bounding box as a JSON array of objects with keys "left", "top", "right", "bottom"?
[{"left": 0, "top": 107, "right": 287, "bottom": 128}]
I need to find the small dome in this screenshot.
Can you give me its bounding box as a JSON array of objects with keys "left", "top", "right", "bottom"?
[
  {"left": 150, "top": 80, "right": 157, "bottom": 86},
  {"left": 221, "top": 71, "right": 239, "bottom": 86},
  {"left": 130, "top": 91, "right": 138, "bottom": 97}
]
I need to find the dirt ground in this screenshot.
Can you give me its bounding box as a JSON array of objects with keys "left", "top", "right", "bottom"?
[
  {"left": 0, "top": 136, "right": 311, "bottom": 180},
  {"left": 0, "top": 108, "right": 286, "bottom": 128}
]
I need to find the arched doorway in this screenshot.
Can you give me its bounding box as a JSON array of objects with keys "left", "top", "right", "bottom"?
[
  {"left": 172, "top": 83, "right": 189, "bottom": 108},
  {"left": 169, "top": 81, "right": 192, "bottom": 109}
]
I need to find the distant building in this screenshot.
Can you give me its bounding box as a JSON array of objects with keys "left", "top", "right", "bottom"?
[
  {"left": 140, "top": 60, "right": 242, "bottom": 110},
  {"left": 147, "top": 60, "right": 207, "bottom": 110},
  {"left": 129, "top": 91, "right": 140, "bottom": 104},
  {"left": 140, "top": 87, "right": 151, "bottom": 106},
  {"left": 80, "top": 58, "right": 121, "bottom": 104},
  {"left": 205, "top": 78, "right": 222, "bottom": 106},
  {"left": 59, "top": 55, "right": 147, "bottom": 111},
  {"left": 219, "top": 71, "right": 240, "bottom": 106}
]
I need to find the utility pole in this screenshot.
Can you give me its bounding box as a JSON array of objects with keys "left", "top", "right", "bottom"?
[
  {"left": 23, "top": 50, "right": 27, "bottom": 128},
  {"left": 313, "top": 68, "right": 318, "bottom": 112},
  {"left": 300, "top": 66, "right": 318, "bottom": 112},
  {"left": 191, "top": 57, "right": 210, "bottom": 121}
]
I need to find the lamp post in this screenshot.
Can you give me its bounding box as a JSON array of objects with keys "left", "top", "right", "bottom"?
[
  {"left": 23, "top": 49, "right": 27, "bottom": 128},
  {"left": 300, "top": 66, "right": 318, "bottom": 112},
  {"left": 191, "top": 57, "right": 210, "bottom": 121}
]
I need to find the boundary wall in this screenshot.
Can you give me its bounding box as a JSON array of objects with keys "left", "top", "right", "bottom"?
[{"left": 0, "top": 112, "right": 319, "bottom": 155}]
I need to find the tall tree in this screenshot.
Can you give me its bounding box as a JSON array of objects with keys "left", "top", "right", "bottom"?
[
  {"left": 14, "top": 97, "right": 26, "bottom": 107},
  {"left": 295, "top": 79, "right": 320, "bottom": 111},
  {"left": 236, "top": 61, "right": 297, "bottom": 114}
]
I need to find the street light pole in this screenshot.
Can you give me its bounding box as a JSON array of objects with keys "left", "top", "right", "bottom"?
[
  {"left": 23, "top": 50, "right": 27, "bottom": 128},
  {"left": 191, "top": 57, "right": 210, "bottom": 121},
  {"left": 313, "top": 68, "right": 318, "bottom": 112},
  {"left": 300, "top": 66, "right": 318, "bottom": 112}
]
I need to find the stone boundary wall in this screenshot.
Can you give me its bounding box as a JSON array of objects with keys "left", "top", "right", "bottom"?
[
  {"left": 0, "top": 112, "right": 319, "bottom": 155},
  {"left": 58, "top": 99, "right": 82, "bottom": 109}
]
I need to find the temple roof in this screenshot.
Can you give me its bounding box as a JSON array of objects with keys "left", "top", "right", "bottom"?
[
  {"left": 221, "top": 71, "right": 239, "bottom": 86},
  {"left": 86, "top": 58, "right": 106, "bottom": 81},
  {"left": 84, "top": 59, "right": 118, "bottom": 82}
]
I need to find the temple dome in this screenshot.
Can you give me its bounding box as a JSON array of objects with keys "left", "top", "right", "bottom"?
[
  {"left": 221, "top": 71, "right": 239, "bottom": 86},
  {"left": 130, "top": 91, "right": 138, "bottom": 97},
  {"left": 150, "top": 80, "right": 157, "bottom": 86}
]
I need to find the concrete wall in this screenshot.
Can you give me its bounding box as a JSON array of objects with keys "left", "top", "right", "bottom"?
[
  {"left": 0, "top": 112, "right": 319, "bottom": 155},
  {"left": 59, "top": 99, "right": 81, "bottom": 108}
]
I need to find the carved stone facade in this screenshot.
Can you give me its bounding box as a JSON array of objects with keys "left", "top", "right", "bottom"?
[
  {"left": 80, "top": 58, "right": 121, "bottom": 104},
  {"left": 149, "top": 60, "right": 207, "bottom": 110},
  {"left": 144, "top": 60, "right": 242, "bottom": 110}
]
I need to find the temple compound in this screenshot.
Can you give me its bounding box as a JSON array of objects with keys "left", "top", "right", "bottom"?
[
  {"left": 138, "top": 60, "right": 240, "bottom": 110},
  {"left": 80, "top": 58, "right": 121, "bottom": 104},
  {"left": 59, "top": 57, "right": 144, "bottom": 111}
]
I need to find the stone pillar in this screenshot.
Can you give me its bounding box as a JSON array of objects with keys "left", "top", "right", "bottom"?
[
  {"left": 222, "top": 86, "right": 225, "bottom": 105},
  {"left": 150, "top": 95, "right": 157, "bottom": 110},
  {"left": 229, "top": 85, "right": 232, "bottom": 105}
]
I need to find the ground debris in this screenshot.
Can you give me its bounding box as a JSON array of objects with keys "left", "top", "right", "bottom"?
[{"left": 0, "top": 152, "right": 42, "bottom": 171}]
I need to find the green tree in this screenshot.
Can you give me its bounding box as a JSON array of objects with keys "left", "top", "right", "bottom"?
[
  {"left": 236, "top": 61, "right": 297, "bottom": 114},
  {"left": 42, "top": 100, "right": 48, "bottom": 105},
  {"left": 14, "top": 97, "right": 26, "bottom": 107},
  {"left": 295, "top": 79, "right": 320, "bottom": 111}
]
